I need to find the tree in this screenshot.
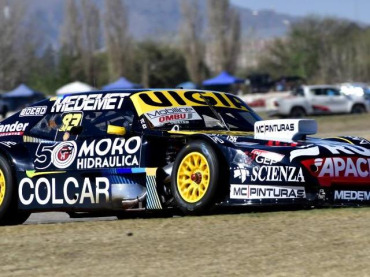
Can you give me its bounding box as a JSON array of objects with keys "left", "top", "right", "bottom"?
[
  {"left": 0, "top": 1, "right": 38, "bottom": 90},
  {"left": 180, "top": 0, "right": 206, "bottom": 85},
  {"left": 81, "top": 0, "right": 101, "bottom": 84},
  {"left": 103, "top": 0, "right": 131, "bottom": 80},
  {"left": 133, "top": 41, "right": 189, "bottom": 88},
  {"left": 207, "top": 0, "right": 241, "bottom": 74},
  {"left": 60, "top": 0, "right": 82, "bottom": 58}
]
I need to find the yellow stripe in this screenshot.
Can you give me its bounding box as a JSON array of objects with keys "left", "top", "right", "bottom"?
[
  {"left": 324, "top": 137, "right": 354, "bottom": 144},
  {"left": 26, "top": 170, "right": 66, "bottom": 178}
]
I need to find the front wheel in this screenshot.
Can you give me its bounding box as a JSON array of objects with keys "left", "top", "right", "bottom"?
[
  {"left": 171, "top": 140, "right": 219, "bottom": 214},
  {"left": 0, "top": 155, "right": 30, "bottom": 225}
]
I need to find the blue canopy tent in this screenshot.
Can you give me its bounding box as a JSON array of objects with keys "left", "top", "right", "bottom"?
[
  {"left": 102, "top": 77, "right": 142, "bottom": 90},
  {"left": 202, "top": 71, "right": 244, "bottom": 92},
  {"left": 1, "top": 84, "right": 45, "bottom": 116},
  {"left": 3, "top": 84, "right": 37, "bottom": 97}
]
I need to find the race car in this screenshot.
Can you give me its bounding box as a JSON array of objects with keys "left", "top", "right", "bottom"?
[{"left": 0, "top": 89, "right": 369, "bottom": 225}]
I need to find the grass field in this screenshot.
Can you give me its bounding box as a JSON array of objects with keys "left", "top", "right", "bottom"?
[
  {"left": 3, "top": 208, "right": 370, "bottom": 276},
  {"left": 2, "top": 113, "right": 370, "bottom": 276}
]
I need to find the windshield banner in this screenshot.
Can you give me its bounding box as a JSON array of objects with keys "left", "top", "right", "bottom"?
[
  {"left": 144, "top": 106, "right": 202, "bottom": 127},
  {"left": 130, "top": 90, "right": 248, "bottom": 116}
]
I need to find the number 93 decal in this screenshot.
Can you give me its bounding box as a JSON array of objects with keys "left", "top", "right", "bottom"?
[{"left": 59, "top": 112, "right": 83, "bottom": 132}]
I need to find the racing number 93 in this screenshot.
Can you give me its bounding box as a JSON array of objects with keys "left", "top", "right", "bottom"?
[{"left": 59, "top": 113, "right": 82, "bottom": 132}]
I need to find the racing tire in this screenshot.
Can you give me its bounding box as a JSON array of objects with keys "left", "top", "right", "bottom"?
[
  {"left": 0, "top": 155, "right": 30, "bottom": 225},
  {"left": 289, "top": 107, "right": 306, "bottom": 118},
  {"left": 171, "top": 140, "right": 219, "bottom": 214},
  {"left": 351, "top": 104, "right": 366, "bottom": 114}
]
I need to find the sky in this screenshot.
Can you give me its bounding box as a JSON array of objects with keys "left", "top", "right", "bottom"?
[{"left": 231, "top": 0, "right": 370, "bottom": 24}]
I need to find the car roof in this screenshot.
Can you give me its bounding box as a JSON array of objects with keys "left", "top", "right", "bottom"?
[
  {"left": 302, "top": 85, "right": 339, "bottom": 89},
  {"left": 53, "top": 88, "right": 234, "bottom": 97}
]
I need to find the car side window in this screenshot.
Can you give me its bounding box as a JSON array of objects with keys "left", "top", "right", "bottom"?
[
  {"left": 325, "top": 88, "right": 340, "bottom": 96},
  {"left": 311, "top": 89, "right": 324, "bottom": 96},
  {"left": 28, "top": 113, "right": 64, "bottom": 141},
  {"left": 78, "top": 110, "right": 135, "bottom": 138}
]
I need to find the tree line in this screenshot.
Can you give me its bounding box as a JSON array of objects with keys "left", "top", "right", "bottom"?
[
  {"left": 0, "top": 0, "right": 241, "bottom": 94},
  {"left": 0, "top": 0, "right": 369, "bottom": 94},
  {"left": 259, "top": 17, "right": 370, "bottom": 84}
]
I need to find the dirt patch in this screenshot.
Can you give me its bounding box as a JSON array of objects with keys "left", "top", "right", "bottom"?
[{"left": 2, "top": 208, "right": 370, "bottom": 276}]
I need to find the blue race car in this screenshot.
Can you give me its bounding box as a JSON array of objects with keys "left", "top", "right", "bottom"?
[{"left": 0, "top": 89, "right": 368, "bottom": 224}]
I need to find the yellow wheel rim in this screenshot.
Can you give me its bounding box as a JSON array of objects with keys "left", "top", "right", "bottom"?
[
  {"left": 0, "top": 169, "right": 6, "bottom": 206},
  {"left": 177, "top": 152, "right": 210, "bottom": 203}
]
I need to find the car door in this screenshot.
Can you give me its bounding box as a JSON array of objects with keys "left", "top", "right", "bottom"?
[
  {"left": 22, "top": 107, "right": 144, "bottom": 211},
  {"left": 309, "top": 88, "right": 332, "bottom": 114},
  {"left": 324, "top": 88, "right": 348, "bottom": 113}
]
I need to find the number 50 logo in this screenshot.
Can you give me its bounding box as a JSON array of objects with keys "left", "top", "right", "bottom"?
[{"left": 35, "top": 141, "right": 77, "bottom": 170}]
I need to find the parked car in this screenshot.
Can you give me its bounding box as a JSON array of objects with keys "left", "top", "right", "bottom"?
[
  {"left": 0, "top": 89, "right": 369, "bottom": 225},
  {"left": 267, "top": 85, "right": 368, "bottom": 118}
]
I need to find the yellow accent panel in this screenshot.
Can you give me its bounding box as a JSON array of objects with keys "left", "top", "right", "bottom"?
[
  {"left": 168, "top": 130, "right": 253, "bottom": 136},
  {"left": 0, "top": 169, "right": 6, "bottom": 206},
  {"left": 26, "top": 170, "right": 66, "bottom": 178},
  {"left": 107, "top": 125, "right": 126, "bottom": 136},
  {"left": 130, "top": 90, "right": 248, "bottom": 116},
  {"left": 177, "top": 152, "right": 210, "bottom": 203},
  {"left": 145, "top": 168, "right": 157, "bottom": 176},
  {"left": 324, "top": 137, "right": 354, "bottom": 144},
  {"left": 49, "top": 96, "right": 57, "bottom": 101}
]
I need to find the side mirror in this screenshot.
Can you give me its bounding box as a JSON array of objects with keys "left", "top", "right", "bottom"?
[{"left": 107, "top": 125, "right": 126, "bottom": 136}]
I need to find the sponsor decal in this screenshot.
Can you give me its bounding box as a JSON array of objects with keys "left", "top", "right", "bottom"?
[
  {"left": 230, "top": 184, "right": 305, "bottom": 199},
  {"left": 59, "top": 112, "right": 83, "bottom": 132},
  {"left": 301, "top": 157, "right": 370, "bottom": 186},
  {"left": 251, "top": 166, "right": 305, "bottom": 183},
  {"left": 251, "top": 149, "right": 284, "bottom": 164},
  {"left": 51, "top": 93, "right": 129, "bottom": 113},
  {"left": 232, "top": 150, "right": 253, "bottom": 183},
  {"left": 254, "top": 119, "right": 317, "bottom": 142},
  {"left": 233, "top": 166, "right": 250, "bottom": 183},
  {"left": 0, "top": 141, "right": 16, "bottom": 148},
  {"left": 256, "top": 123, "right": 294, "bottom": 133},
  {"left": 144, "top": 106, "right": 201, "bottom": 127},
  {"left": 76, "top": 137, "right": 141, "bottom": 169},
  {"left": 140, "top": 118, "right": 147, "bottom": 129},
  {"left": 0, "top": 121, "right": 29, "bottom": 136},
  {"left": 226, "top": 136, "right": 237, "bottom": 143},
  {"left": 208, "top": 135, "right": 225, "bottom": 144},
  {"left": 291, "top": 143, "right": 370, "bottom": 162},
  {"left": 20, "top": 106, "right": 47, "bottom": 117},
  {"left": 130, "top": 90, "right": 248, "bottom": 116},
  {"left": 290, "top": 146, "right": 320, "bottom": 161},
  {"left": 320, "top": 144, "right": 370, "bottom": 157},
  {"left": 35, "top": 137, "right": 141, "bottom": 170},
  {"left": 53, "top": 141, "right": 77, "bottom": 169},
  {"left": 334, "top": 190, "right": 370, "bottom": 201},
  {"left": 19, "top": 177, "right": 110, "bottom": 205}
]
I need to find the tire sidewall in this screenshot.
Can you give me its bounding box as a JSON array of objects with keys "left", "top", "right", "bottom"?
[
  {"left": 0, "top": 155, "right": 14, "bottom": 220},
  {"left": 171, "top": 140, "right": 219, "bottom": 213}
]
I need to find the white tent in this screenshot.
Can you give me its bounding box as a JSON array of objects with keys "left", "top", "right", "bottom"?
[{"left": 56, "top": 81, "right": 96, "bottom": 95}]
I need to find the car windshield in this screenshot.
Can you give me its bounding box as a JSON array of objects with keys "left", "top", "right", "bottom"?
[{"left": 146, "top": 106, "right": 260, "bottom": 132}]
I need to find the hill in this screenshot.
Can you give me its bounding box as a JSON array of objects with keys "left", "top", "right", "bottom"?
[{"left": 27, "top": 0, "right": 299, "bottom": 47}]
